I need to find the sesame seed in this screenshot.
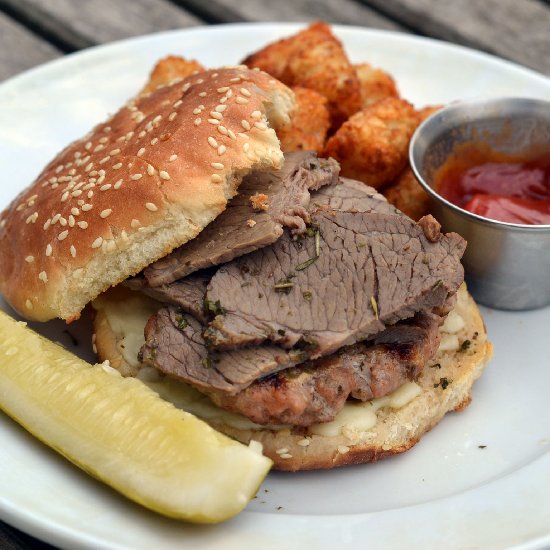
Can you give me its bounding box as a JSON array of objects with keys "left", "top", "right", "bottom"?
[
  {"left": 25, "top": 299, "right": 33, "bottom": 310},
  {"left": 150, "top": 138, "right": 159, "bottom": 146},
  {"left": 52, "top": 213, "right": 61, "bottom": 224},
  {"left": 138, "top": 130, "right": 146, "bottom": 139},
  {"left": 173, "top": 99, "right": 183, "bottom": 108},
  {"left": 88, "top": 190, "right": 94, "bottom": 199},
  {"left": 225, "top": 89, "right": 233, "bottom": 98},
  {"left": 131, "top": 219, "right": 140, "bottom": 228},
  {"left": 113, "top": 163, "right": 122, "bottom": 170},
  {"left": 100, "top": 184, "right": 111, "bottom": 191},
  {"left": 211, "top": 72, "right": 218, "bottom": 78},
  {"left": 193, "top": 108, "right": 202, "bottom": 115},
  {"left": 99, "top": 136, "right": 108, "bottom": 144},
  {"left": 56, "top": 165, "right": 64, "bottom": 173},
  {"left": 38, "top": 271, "right": 48, "bottom": 283},
  {"left": 196, "top": 78, "right": 204, "bottom": 84},
  {"left": 297, "top": 438, "right": 310, "bottom": 447},
  {"left": 153, "top": 115, "right": 162, "bottom": 124},
  {"left": 236, "top": 97, "right": 249, "bottom": 105},
  {"left": 76, "top": 221, "right": 88, "bottom": 230},
  {"left": 229, "top": 76, "right": 241, "bottom": 82},
  {"left": 25, "top": 255, "right": 34, "bottom": 263},
  {"left": 254, "top": 122, "right": 268, "bottom": 130},
  {"left": 93, "top": 144, "right": 105, "bottom": 153},
  {"left": 114, "top": 179, "right": 123, "bottom": 189},
  {"left": 147, "top": 164, "right": 155, "bottom": 176},
  {"left": 182, "top": 83, "right": 191, "bottom": 92},
  {"left": 208, "top": 137, "right": 218, "bottom": 148},
  {"left": 251, "top": 111, "right": 262, "bottom": 119},
  {"left": 215, "top": 104, "right": 227, "bottom": 113},
  {"left": 159, "top": 171, "right": 170, "bottom": 181},
  {"left": 276, "top": 448, "right": 289, "bottom": 455},
  {"left": 227, "top": 129, "right": 237, "bottom": 140},
  {"left": 208, "top": 119, "right": 220, "bottom": 126},
  {"left": 169, "top": 154, "right": 178, "bottom": 162},
  {"left": 71, "top": 190, "right": 83, "bottom": 197},
  {"left": 211, "top": 162, "right": 224, "bottom": 170},
  {"left": 168, "top": 112, "right": 177, "bottom": 121},
  {"left": 77, "top": 200, "right": 84, "bottom": 206},
  {"left": 217, "top": 125, "right": 228, "bottom": 135},
  {"left": 70, "top": 245, "right": 76, "bottom": 258},
  {"left": 137, "top": 147, "right": 145, "bottom": 156},
  {"left": 68, "top": 216, "right": 75, "bottom": 227},
  {"left": 85, "top": 142, "right": 92, "bottom": 150},
  {"left": 210, "top": 111, "right": 223, "bottom": 120},
  {"left": 131, "top": 174, "right": 143, "bottom": 181},
  {"left": 145, "top": 202, "right": 158, "bottom": 212},
  {"left": 43, "top": 219, "right": 51, "bottom": 231},
  {"left": 109, "top": 148, "right": 121, "bottom": 156},
  {"left": 91, "top": 237, "right": 103, "bottom": 249},
  {"left": 46, "top": 244, "right": 53, "bottom": 256},
  {"left": 25, "top": 212, "right": 38, "bottom": 224},
  {"left": 71, "top": 207, "right": 80, "bottom": 215},
  {"left": 58, "top": 230, "right": 69, "bottom": 241},
  {"left": 217, "top": 145, "right": 226, "bottom": 155},
  {"left": 126, "top": 131, "right": 134, "bottom": 140},
  {"left": 100, "top": 209, "right": 112, "bottom": 219},
  {"left": 99, "top": 156, "right": 110, "bottom": 165},
  {"left": 241, "top": 87, "right": 252, "bottom": 97},
  {"left": 59, "top": 217, "right": 67, "bottom": 226},
  {"left": 198, "top": 91, "right": 207, "bottom": 97},
  {"left": 217, "top": 87, "right": 229, "bottom": 93},
  {"left": 106, "top": 240, "right": 116, "bottom": 253},
  {"left": 241, "top": 120, "right": 251, "bottom": 130},
  {"left": 337, "top": 445, "right": 350, "bottom": 454},
  {"left": 61, "top": 191, "right": 70, "bottom": 202},
  {"left": 194, "top": 118, "right": 202, "bottom": 126},
  {"left": 82, "top": 204, "right": 93, "bottom": 212},
  {"left": 211, "top": 174, "right": 223, "bottom": 183},
  {"left": 243, "top": 142, "right": 250, "bottom": 153},
  {"left": 280, "top": 453, "right": 293, "bottom": 459},
  {"left": 220, "top": 96, "right": 228, "bottom": 104},
  {"left": 237, "top": 132, "right": 248, "bottom": 139}
]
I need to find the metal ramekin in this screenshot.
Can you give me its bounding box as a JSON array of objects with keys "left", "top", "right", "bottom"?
[{"left": 410, "top": 97, "right": 550, "bottom": 310}]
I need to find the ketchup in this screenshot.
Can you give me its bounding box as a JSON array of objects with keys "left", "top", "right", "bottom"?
[{"left": 434, "top": 143, "right": 550, "bottom": 225}]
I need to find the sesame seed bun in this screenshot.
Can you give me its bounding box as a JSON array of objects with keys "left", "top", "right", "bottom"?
[
  {"left": 0, "top": 67, "right": 294, "bottom": 321},
  {"left": 92, "top": 284, "right": 492, "bottom": 471}
]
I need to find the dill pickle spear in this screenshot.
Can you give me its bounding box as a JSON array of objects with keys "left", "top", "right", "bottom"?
[{"left": 0, "top": 311, "right": 271, "bottom": 523}]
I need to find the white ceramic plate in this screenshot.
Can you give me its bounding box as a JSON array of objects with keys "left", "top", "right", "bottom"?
[{"left": 1, "top": 23, "right": 549, "bottom": 550}]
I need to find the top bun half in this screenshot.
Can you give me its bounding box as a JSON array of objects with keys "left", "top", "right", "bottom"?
[{"left": 0, "top": 67, "right": 294, "bottom": 321}]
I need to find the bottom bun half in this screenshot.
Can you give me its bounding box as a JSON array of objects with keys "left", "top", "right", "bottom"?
[{"left": 92, "top": 284, "right": 492, "bottom": 471}]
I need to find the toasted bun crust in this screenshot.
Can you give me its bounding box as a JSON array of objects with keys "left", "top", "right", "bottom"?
[
  {"left": 0, "top": 67, "right": 294, "bottom": 321},
  {"left": 92, "top": 284, "right": 492, "bottom": 471}
]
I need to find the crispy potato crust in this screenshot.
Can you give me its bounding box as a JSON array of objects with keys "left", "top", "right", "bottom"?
[
  {"left": 323, "top": 97, "right": 418, "bottom": 188},
  {"left": 278, "top": 87, "right": 330, "bottom": 154},
  {"left": 140, "top": 56, "right": 205, "bottom": 96},
  {"left": 354, "top": 63, "right": 399, "bottom": 107}
]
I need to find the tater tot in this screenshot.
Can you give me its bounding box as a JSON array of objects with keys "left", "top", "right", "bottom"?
[
  {"left": 140, "top": 56, "right": 205, "bottom": 96},
  {"left": 278, "top": 87, "right": 330, "bottom": 154},
  {"left": 243, "top": 22, "right": 362, "bottom": 127},
  {"left": 382, "top": 105, "right": 443, "bottom": 219},
  {"left": 323, "top": 98, "right": 418, "bottom": 188},
  {"left": 354, "top": 63, "right": 399, "bottom": 107},
  {"left": 383, "top": 168, "right": 430, "bottom": 220}
]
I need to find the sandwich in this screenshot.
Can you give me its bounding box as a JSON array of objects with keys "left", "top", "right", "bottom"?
[{"left": 0, "top": 66, "right": 492, "bottom": 472}]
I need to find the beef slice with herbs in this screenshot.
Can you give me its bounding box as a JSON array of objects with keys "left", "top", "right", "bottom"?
[
  {"left": 144, "top": 151, "right": 339, "bottom": 286},
  {"left": 204, "top": 209, "right": 466, "bottom": 358}
]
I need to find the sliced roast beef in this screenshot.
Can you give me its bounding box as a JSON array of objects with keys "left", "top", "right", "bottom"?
[
  {"left": 204, "top": 209, "right": 466, "bottom": 357},
  {"left": 124, "top": 272, "right": 210, "bottom": 323},
  {"left": 140, "top": 306, "right": 307, "bottom": 394},
  {"left": 144, "top": 152, "right": 340, "bottom": 286},
  {"left": 311, "top": 177, "right": 400, "bottom": 216}
]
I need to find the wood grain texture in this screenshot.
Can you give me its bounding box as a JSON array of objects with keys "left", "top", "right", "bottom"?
[
  {"left": 0, "top": 0, "right": 202, "bottom": 50},
  {"left": 359, "top": 0, "right": 550, "bottom": 74},
  {"left": 175, "top": 0, "right": 405, "bottom": 30},
  {"left": 0, "top": 12, "right": 60, "bottom": 81}
]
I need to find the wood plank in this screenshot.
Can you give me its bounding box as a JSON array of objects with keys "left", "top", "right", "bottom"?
[
  {"left": 0, "top": 12, "right": 61, "bottom": 81},
  {"left": 175, "top": 0, "right": 405, "bottom": 30},
  {"left": 359, "top": 0, "right": 550, "bottom": 74},
  {"left": 0, "top": 0, "right": 203, "bottom": 50}
]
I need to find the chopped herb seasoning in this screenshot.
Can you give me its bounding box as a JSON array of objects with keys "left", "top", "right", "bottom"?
[
  {"left": 434, "top": 377, "right": 451, "bottom": 389},
  {"left": 432, "top": 280, "right": 443, "bottom": 290},
  {"left": 429, "top": 363, "right": 442, "bottom": 369},
  {"left": 277, "top": 329, "right": 286, "bottom": 336},
  {"left": 315, "top": 229, "right": 320, "bottom": 257},
  {"left": 176, "top": 316, "right": 188, "bottom": 330},
  {"left": 273, "top": 279, "right": 294, "bottom": 293},
  {"left": 303, "top": 290, "right": 313, "bottom": 302},
  {"left": 201, "top": 357, "right": 212, "bottom": 369},
  {"left": 241, "top": 282, "right": 251, "bottom": 288},
  {"left": 357, "top": 240, "right": 367, "bottom": 248},
  {"left": 305, "top": 227, "right": 315, "bottom": 238},
  {"left": 370, "top": 296, "right": 379, "bottom": 320},
  {"left": 277, "top": 506, "right": 283, "bottom": 511},
  {"left": 478, "top": 445, "right": 487, "bottom": 449},
  {"left": 204, "top": 298, "right": 225, "bottom": 316},
  {"left": 295, "top": 256, "right": 318, "bottom": 271},
  {"left": 459, "top": 339, "right": 471, "bottom": 352}
]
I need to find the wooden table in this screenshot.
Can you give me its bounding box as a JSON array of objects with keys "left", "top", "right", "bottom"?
[{"left": 0, "top": 0, "right": 548, "bottom": 548}]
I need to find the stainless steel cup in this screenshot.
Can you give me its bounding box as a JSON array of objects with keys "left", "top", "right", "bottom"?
[{"left": 409, "top": 97, "right": 550, "bottom": 310}]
